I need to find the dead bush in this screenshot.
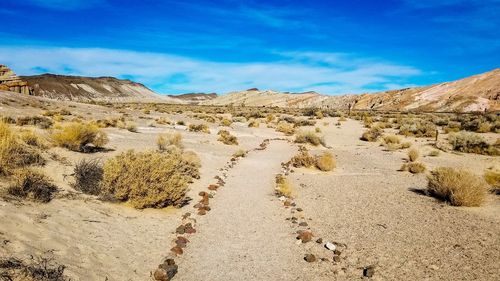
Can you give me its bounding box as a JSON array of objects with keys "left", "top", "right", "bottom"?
[
  {"left": 220, "top": 118, "right": 232, "bottom": 127},
  {"left": 408, "top": 148, "right": 419, "bottom": 162},
  {"left": 7, "top": 169, "right": 58, "bottom": 203},
  {"left": 276, "top": 122, "right": 295, "bottom": 136},
  {"left": 188, "top": 123, "right": 210, "bottom": 133},
  {"left": 51, "top": 122, "right": 108, "bottom": 152},
  {"left": 16, "top": 116, "right": 53, "bottom": 129},
  {"left": 427, "top": 167, "right": 487, "bottom": 206},
  {"left": 449, "top": 132, "right": 499, "bottom": 155},
  {"left": 217, "top": 130, "right": 238, "bottom": 145},
  {"left": 294, "top": 130, "right": 324, "bottom": 146},
  {"left": 0, "top": 122, "right": 44, "bottom": 175},
  {"left": 0, "top": 254, "right": 68, "bottom": 281},
  {"left": 401, "top": 162, "right": 426, "bottom": 174},
  {"left": 360, "top": 127, "right": 383, "bottom": 142},
  {"left": 484, "top": 170, "right": 500, "bottom": 192},
  {"left": 248, "top": 120, "right": 260, "bottom": 128},
  {"left": 316, "top": 151, "right": 335, "bottom": 171},
  {"left": 101, "top": 150, "right": 200, "bottom": 209},
  {"left": 72, "top": 159, "right": 103, "bottom": 195},
  {"left": 275, "top": 174, "right": 293, "bottom": 197},
  {"left": 398, "top": 119, "right": 437, "bottom": 138}
]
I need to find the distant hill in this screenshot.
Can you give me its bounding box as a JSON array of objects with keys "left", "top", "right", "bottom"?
[
  {"left": 21, "top": 74, "right": 181, "bottom": 103},
  {"left": 204, "top": 69, "right": 500, "bottom": 112},
  {"left": 168, "top": 93, "right": 217, "bottom": 104}
]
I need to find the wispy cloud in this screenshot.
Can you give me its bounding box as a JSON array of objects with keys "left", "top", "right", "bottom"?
[{"left": 0, "top": 46, "right": 422, "bottom": 95}]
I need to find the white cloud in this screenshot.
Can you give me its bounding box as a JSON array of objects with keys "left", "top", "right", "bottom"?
[{"left": 0, "top": 46, "right": 422, "bottom": 95}]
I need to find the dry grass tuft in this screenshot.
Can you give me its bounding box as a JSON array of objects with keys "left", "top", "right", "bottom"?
[
  {"left": 0, "top": 254, "right": 68, "bottom": 281},
  {"left": 0, "top": 122, "right": 44, "bottom": 175},
  {"left": 232, "top": 149, "right": 247, "bottom": 158},
  {"left": 101, "top": 149, "right": 200, "bottom": 209},
  {"left": 275, "top": 174, "right": 293, "bottom": 197},
  {"left": 294, "top": 130, "right": 324, "bottom": 146},
  {"left": 7, "top": 169, "right": 58, "bottom": 203},
  {"left": 316, "top": 151, "right": 336, "bottom": 171},
  {"left": 51, "top": 122, "right": 108, "bottom": 152},
  {"left": 248, "top": 119, "right": 260, "bottom": 128},
  {"left": 72, "top": 159, "right": 103, "bottom": 195},
  {"left": 290, "top": 150, "right": 316, "bottom": 168},
  {"left": 401, "top": 162, "right": 426, "bottom": 174},
  {"left": 188, "top": 123, "right": 210, "bottom": 133},
  {"left": 484, "top": 170, "right": 500, "bottom": 191},
  {"left": 408, "top": 148, "right": 419, "bottom": 162},
  {"left": 276, "top": 122, "right": 295, "bottom": 136},
  {"left": 427, "top": 167, "right": 487, "bottom": 206},
  {"left": 360, "top": 127, "right": 383, "bottom": 142},
  {"left": 217, "top": 130, "right": 238, "bottom": 145}
]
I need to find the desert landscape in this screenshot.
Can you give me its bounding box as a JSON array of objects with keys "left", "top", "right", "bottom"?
[
  {"left": 1, "top": 1, "right": 499, "bottom": 280},
  {"left": 0, "top": 63, "right": 499, "bottom": 280}
]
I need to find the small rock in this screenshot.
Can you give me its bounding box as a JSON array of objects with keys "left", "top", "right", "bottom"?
[
  {"left": 304, "top": 254, "right": 316, "bottom": 263},
  {"left": 208, "top": 184, "right": 219, "bottom": 191},
  {"left": 296, "top": 208, "right": 303, "bottom": 212},
  {"left": 193, "top": 203, "right": 203, "bottom": 209},
  {"left": 334, "top": 249, "right": 342, "bottom": 256},
  {"left": 325, "top": 242, "right": 336, "bottom": 251},
  {"left": 363, "top": 266, "right": 375, "bottom": 278},
  {"left": 181, "top": 213, "right": 191, "bottom": 219},
  {"left": 198, "top": 209, "right": 207, "bottom": 215},
  {"left": 299, "top": 222, "right": 308, "bottom": 227},
  {"left": 175, "top": 225, "right": 186, "bottom": 234},
  {"left": 198, "top": 191, "right": 207, "bottom": 197},
  {"left": 316, "top": 238, "right": 323, "bottom": 244},
  {"left": 297, "top": 230, "right": 313, "bottom": 243},
  {"left": 171, "top": 246, "right": 183, "bottom": 255},
  {"left": 155, "top": 259, "right": 178, "bottom": 281},
  {"left": 278, "top": 196, "right": 286, "bottom": 202},
  {"left": 332, "top": 255, "right": 341, "bottom": 263},
  {"left": 429, "top": 265, "right": 439, "bottom": 270}
]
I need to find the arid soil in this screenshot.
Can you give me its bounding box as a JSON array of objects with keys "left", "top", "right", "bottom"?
[{"left": 0, "top": 91, "right": 498, "bottom": 280}]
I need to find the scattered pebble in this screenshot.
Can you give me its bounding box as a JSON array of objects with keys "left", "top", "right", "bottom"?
[
  {"left": 325, "top": 242, "right": 336, "bottom": 251},
  {"left": 299, "top": 222, "right": 308, "bottom": 227},
  {"left": 297, "top": 230, "right": 313, "bottom": 243},
  {"left": 304, "top": 254, "right": 317, "bottom": 263},
  {"left": 316, "top": 238, "right": 323, "bottom": 244},
  {"left": 154, "top": 259, "right": 178, "bottom": 281}
]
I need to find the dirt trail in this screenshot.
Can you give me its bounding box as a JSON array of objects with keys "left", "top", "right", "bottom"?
[{"left": 175, "top": 140, "right": 329, "bottom": 280}]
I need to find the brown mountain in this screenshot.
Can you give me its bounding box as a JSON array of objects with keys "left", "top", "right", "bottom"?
[
  {"left": 21, "top": 74, "right": 180, "bottom": 103},
  {"left": 204, "top": 69, "right": 500, "bottom": 112}
]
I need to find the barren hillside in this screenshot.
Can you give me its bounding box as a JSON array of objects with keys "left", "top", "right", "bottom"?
[
  {"left": 22, "top": 74, "right": 181, "bottom": 103},
  {"left": 204, "top": 69, "right": 500, "bottom": 112}
]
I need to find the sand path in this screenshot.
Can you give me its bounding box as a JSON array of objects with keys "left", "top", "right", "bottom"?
[{"left": 175, "top": 140, "right": 329, "bottom": 280}]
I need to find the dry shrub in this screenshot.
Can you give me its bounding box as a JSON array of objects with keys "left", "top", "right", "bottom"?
[
  {"left": 51, "top": 122, "right": 108, "bottom": 152},
  {"left": 0, "top": 254, "right": 68, "bottom": 281},
  {"left": 295, "top": 130, "right": 324, "bottom": 146},
  {"left": 72, "top": 159, "right": 103, "bottom": 195},
  {"left": 449, "top": 132, "right": 499, "bottom": 155},
  {"left": 398, "top": 119, "right": 437, "bottom": 138},
  {"left": 220, "top": 118, "right": 232, "bottom": 127},
  {"left": 158, "top": 132, "right": 183, "bottom": 151},
  {"left": 339, "top": 116, "right": 347, "bottom": 122},
  {"left": 290, "top": 150, "right": 316, "bottom": 168},
  {"left": 382, "top": 134, "right": 401, "bottom": 145},
  {"left": 16, "top": 116, "right": 53, "bottom": 129},
  {"left": 188, "top": 123, "right": 210, "bottom": 133},
  {"left": 401, "top": 162, "right": 426, "bottom": 174},
  {"left": 101, "top": 150, "right": 200, "bottom": 209},
  {"left": 276, "top": 122, "right": 295, "bottom": 136},
  {"left": 232, "top": 149, "right": 247, "bottom": 158},
  {"left": 217, "top": 130, "right": 238, "bottom": 145},
  {"left": 7, "top": 169, "right": 58, "bottom": 203},
  {"left": 0, "top": 122, "right": 44, "bottom": 175},
  {"left": 19, "top": 130, "right": 49, "bottom": 149},
  {"left": 248, "top": 119, "right": 260, "bottom": 128},
  {"left": 155, "top": 117, "right": 170, "bottom": 125},
  {"left": 360, "top": 127, "right": 383, "bottom": 142},
  {"left": 427, "top": 167, "right": 487, "bottom": 206},
  {"left": 408, "top": 148, "right": 419, "bottom": 162},
  {"left": 484, "top": 170, "right": 500, "bottom": 191},
  {"left": 275, "top": 174, "right": 293, "bottom": 197},
  {"left": 316, "top": 151, "right": 335, "bottom": 171}
]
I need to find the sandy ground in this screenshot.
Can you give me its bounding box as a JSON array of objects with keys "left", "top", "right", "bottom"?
[{"left": 0, "top": 92, "right": 498, "bottom": 281}]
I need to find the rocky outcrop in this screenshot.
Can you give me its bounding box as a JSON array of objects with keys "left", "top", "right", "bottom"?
[{"left": 0, "top": 65, "right": 32, "bottom": 95}]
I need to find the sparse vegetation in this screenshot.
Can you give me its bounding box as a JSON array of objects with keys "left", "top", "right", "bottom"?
[
  {"left": 232, "top": 149, "right": 247, "bottom": 158},
  {"left": 217, "top": 130, "right": 238, "bottom": 145},
  {"left": 188, "top": 123, "right": 210, "bottom": 133},
  {"left": 276, "top": 122, "right": 295, "bottom": 136},
  {"left": 427, "top": 167, "right": 487, "bottom": 206},
  {"left": 315, "top": 151, "right": 335, "bottom": 171},
  {"left": 294, "top": 130, "right": 324, "bottom": 146},
  {"left": 401, "top": 162, "right": 426, "bottom": 174},
  {"left": 7, "top": 169, "right": 58, "bottom": 203},
  {"left": 248, "top": 119, "right": 260, "bottom": 128},
  {"left": 0, "top": 254, "right": 68, "bottom": 281},
  {"left": 72, "top": 159, "right": 103, "bottom": 195},
  {"left": 408, "top": 148, "right": 419, "bottom": 162},
  {"left": 484, "top": 170, "right": 500, "bottom": 192},
  {"left": 275, "top": 174, "right": 293, "bottom": 197},
  {"left": 0, "top": 121, "right": 44, "bottom": 175},
  {"left": 360, "top": 126, "right": 383, "bottom": 142},
  {"left": 448, "top": 132, "right": 499, "bottom": 155},
  {"left": 101, "top": 149, "right": 200, "bottom": 209},
  {"left": 51, "top": 122, "right": 108, "bottom": 152}
]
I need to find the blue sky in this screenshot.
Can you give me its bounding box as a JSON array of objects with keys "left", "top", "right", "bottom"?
[{"left": 0, "top": 0, "right": 498, "bottom": 95}]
